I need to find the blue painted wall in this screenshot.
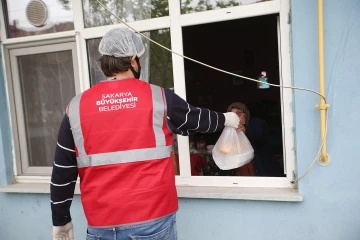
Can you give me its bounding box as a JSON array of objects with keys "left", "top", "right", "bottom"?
[
  {"left": 1, "top": 0, "right": 360, "bottom": 239},
  {"left": 0, "top": 49, "right": 13, "bottom": 186}
]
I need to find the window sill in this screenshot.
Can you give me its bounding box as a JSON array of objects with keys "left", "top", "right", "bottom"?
[
  {"left": 0, "top": 183, "right": 80, "bottom": 194},
  {"left": 0, "top": 183, "right": 303, "bottom": 202}
]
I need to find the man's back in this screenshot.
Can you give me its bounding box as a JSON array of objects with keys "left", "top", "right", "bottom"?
[
  {"left": 70, "top": 78, "right": 171, "bottom": 154},
  {"left": 66, "top": 78, "right": 177, "bottom": 227}
]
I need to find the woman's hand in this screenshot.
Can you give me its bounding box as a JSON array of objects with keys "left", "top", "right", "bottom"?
[
  {"left": 230, "top": 107, "right": 247, "bottom": 133},
  {"left": 237, "top": 115, "right": 246, "bottom": 133},
  {"left": 237, "top": 123, "right": 246, "bottom": 133},
  {"left": 239, "top": 115, "right": 246, "bottom": 125}
]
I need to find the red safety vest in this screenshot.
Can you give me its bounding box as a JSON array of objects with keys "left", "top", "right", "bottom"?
[{"left": 67, "top": 78, "right": 178, "bottom": 227}]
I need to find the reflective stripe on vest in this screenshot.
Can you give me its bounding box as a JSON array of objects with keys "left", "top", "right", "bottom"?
[
  {"left": 68, "top": 94, "right": 86, "bottom": 157},
  {"left": 68, "top": 83, "right": 170, "bottom": 168},
  {"left": 151, "top": 85, "right": 167, "bottom": 146},
  {"left": 76, "top": 146, "right": 172, "bottom": 168}
]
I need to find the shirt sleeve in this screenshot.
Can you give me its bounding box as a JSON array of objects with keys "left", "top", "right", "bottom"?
[
  {"left": 50, "top": 114, "right": 78, "bottom": 226},
  {"left": 164, "top": 88, "right": 225, "bottom": 136}
]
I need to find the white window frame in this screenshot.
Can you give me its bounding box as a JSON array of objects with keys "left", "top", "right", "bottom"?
[
  {"left": 6, "top": 42, "right": 80, "bottom": 176},
  {"left": 0, "top": 0, "right": 296, "bottom": 190}
]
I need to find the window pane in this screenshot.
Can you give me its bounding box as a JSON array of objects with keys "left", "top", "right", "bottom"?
[
  {"left": 87, "top": 29, "right": 173, "bottom": 88},
  {"left": 181, "top": 0, "right": 273, "bottom": 14},
  {"left": 4, "top": 0, "right": 74, "bottom": 38},
  {"left": 18, "top": 50, "right": 76, "bottom": 166},
  {"left": 82, "top": 0, "right": 169, "bottom": 28},
  {"left": 182, "top": 15, "right": 285, "bottom": 177}
]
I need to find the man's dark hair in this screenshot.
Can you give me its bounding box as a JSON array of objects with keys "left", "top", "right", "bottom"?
[{"left": 99, "top": 55, "right": 131, "bottom": 77}]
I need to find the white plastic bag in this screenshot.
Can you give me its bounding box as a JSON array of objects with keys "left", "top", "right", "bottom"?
[{"left": 212, "top": 127, "right": 254, "bottom": 170}]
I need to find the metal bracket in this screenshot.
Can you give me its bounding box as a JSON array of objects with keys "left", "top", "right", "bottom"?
[
  {"left": 318, "top": 154, "right": 331, "bottom": 166},
  {"left": 316, "top": 104, "right": 330, "bottom": 110},
  {"left": 288, "top": 12, "right": 291, "bottom": 24}
]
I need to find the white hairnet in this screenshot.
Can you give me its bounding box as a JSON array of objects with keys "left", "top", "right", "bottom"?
[{"left": 99, "top": 28, "right": 145, "bottom": 58}]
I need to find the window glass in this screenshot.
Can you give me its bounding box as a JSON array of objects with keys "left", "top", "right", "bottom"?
[
  {"left": 17, "top": 50, "right": 76, "bottom": 166},
  {"left": 87, "top": 29, "right": 173, "bottom": 88},
  {"left": 82, "top": 0, "right": 169, "bottom": 28},
  {"left": 4, "top": 0, "right": 74, "bottom": 38},
  {"left": 181, "top": 0, "right": 273, "bottom": 14}
]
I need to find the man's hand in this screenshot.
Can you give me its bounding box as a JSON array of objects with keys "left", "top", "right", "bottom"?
[
  {"left": 224, "top": 112, "right": 240, "bottom": 128},
  {"left": 53, "top": 222, "right": 74, "bottom": 240}
]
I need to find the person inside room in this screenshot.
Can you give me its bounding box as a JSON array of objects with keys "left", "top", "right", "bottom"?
[
  {"left": 172, "top": 135, "right": 207, "bottom": 176},
  {"left": 219, "top": 102, "right": 283, "bottom": 177}
]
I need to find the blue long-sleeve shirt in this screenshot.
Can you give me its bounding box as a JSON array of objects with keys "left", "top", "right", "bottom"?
[{"left": 51, "top": 88, "right": 225, "bottom": 226}]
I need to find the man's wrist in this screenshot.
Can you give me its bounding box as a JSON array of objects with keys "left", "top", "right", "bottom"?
[{"left": 52, "top": 215, "right": 72, "bottom": 226}]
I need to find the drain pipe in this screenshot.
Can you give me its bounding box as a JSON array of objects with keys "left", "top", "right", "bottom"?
[{"left": 316, "top": 0, "right": 330, "bottom": 165}]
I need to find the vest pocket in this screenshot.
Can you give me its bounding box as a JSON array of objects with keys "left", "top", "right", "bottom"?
[{"left": 130, "top": 224, "right": 171, "bottom": 240}]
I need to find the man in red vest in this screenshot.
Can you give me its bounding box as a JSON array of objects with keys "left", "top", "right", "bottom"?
[{"left": 51, "top": 28, "right": 240, "bottom": 240}]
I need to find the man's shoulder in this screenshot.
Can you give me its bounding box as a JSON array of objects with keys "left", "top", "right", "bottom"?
[
  {"left": 148, "top": 82, "right": 166, "bottom": 90},
  {"left": 149, "top": 84, "right": 174, "bottom": 98}
]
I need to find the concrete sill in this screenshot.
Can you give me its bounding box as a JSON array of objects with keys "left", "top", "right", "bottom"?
[{"left": 0, "top": 183, "right": 303, "bottom": 202}]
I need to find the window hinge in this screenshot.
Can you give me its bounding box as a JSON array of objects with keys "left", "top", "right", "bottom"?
[
  {"left": 288, "top": 12, "right": 291, "bottom": 24},
  {"left": 292, "top": 170, "right": 298, "bottom": 190}
]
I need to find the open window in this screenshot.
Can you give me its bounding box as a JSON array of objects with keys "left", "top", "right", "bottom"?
[
  {"left": 171, "top": 0, "right": 295, "bottom": 189},
  {"left": 179, "top": 15, "right": 285, "bottom": 178}
]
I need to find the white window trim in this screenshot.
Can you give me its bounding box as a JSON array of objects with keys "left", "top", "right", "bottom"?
[
  {"left": 0, "top": 0, "right": 298, "bottom": 194},
  {"left": 81, "top": 17, "right": 171, "bottom": 40},
  {"left": 1, "top": 31, "right": 77, "bottom": 45},
  {"left": 178, "top": 0, "right": 280, "bottom": 27},
  {"left": 279, "top": 0, "right": 295, "bottom": 180}
]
